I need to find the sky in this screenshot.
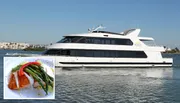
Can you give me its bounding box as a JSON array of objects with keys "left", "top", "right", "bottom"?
[{"left": 0, "top": 0, "right": 180, "bottom": 48}]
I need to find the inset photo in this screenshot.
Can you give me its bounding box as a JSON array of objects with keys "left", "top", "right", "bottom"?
[{"left": 3, "top": 57, "right": 55, "bottom": 99}]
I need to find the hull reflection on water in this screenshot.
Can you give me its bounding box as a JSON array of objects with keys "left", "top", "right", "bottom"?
[
  {"left": 144, "top": 68, "right": 173, "bottom": 78},
  {"left": 55, "top": 67, "right": 173, "bottom": 79},
  {"left": 54, "top": 67, "right": 178, "bottom": 103}
]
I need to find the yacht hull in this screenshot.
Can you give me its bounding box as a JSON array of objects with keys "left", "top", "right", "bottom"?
[
  {"left": 52, "top": 56, "right": 173, "bottom": 68},
  {"left": 6, "top": 54, "right": 173, "bottom": 68}
]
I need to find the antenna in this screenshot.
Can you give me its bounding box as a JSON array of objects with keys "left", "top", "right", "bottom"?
[
  {"left": 93, "top": 24, "right": 106, "bottom": 31},
  {"left": 88, "top": 24, "right": 106, "bottom": 32}
]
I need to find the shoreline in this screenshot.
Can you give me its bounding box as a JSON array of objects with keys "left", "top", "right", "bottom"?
[
  {"left": 23, "top": 47, "right": 46, "bottom": 51},
  {"left": 0, "top": 48, "right": 45, "bottom": 52},
  {"left": 163, "top": 52, "right": 180, "bottom": 54},
  {"left": 0, "top": 48, "right": 22, "bottom": 50}
]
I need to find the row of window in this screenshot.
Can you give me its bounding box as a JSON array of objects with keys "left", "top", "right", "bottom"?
[
  {"left": 44, "top": 49, "right": 147, "bottom": 58},
  {"left": 58, "top": 36, "right": 133, "bottom": 45}
]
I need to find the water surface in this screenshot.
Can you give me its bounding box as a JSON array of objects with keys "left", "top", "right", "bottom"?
[{"left": 0, "top": 50, "right": 180, "bottom": 103}]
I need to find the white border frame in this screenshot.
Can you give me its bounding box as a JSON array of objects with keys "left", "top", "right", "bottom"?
[{"left": 3, "top": 57, "right": 56, "bottom": 100}]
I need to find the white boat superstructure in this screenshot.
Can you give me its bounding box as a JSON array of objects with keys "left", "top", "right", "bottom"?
[{"left": 43, "top": 26, "right": 173, "bottom": 68}]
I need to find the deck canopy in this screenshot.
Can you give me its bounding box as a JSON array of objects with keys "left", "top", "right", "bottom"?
[{"left": 138, "top": 37, "right": 154, "bottom": 41}]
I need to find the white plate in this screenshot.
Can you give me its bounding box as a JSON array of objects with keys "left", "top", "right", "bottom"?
[{"left": 4, "top": 57, "right": 55, "bottom": 99}]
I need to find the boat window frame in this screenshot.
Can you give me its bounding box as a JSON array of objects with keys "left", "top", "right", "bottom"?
[
  {"left": 44, "top": 49, "right": 147, "bottom": 58},
  {"left": 57, "top": 36, "right": 133, "bottom": 45}
]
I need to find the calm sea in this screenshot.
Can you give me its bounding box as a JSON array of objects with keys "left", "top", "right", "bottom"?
[{"left": 0, "top": 49, "right": 180, "bottom": 103}]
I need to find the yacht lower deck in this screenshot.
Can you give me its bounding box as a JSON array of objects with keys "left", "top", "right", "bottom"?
[
  {"left": 53, "top": 56, "right": 173, "bottom": 68},
  {"left": 5, "top": 54, "right": 173, "bottom": 68}
]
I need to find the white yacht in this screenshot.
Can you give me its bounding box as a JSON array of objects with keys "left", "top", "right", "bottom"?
[{"left": 43, "top": 26, "right": 173, "bottom": 68}]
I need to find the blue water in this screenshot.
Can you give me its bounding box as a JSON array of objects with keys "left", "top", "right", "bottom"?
[{"left": 0, "top": 50, "right": 180, "bottom": 103}]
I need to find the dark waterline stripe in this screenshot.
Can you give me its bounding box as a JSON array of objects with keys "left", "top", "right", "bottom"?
[{"left": 59, "top": 62, "right": 172, "bottom": 65}]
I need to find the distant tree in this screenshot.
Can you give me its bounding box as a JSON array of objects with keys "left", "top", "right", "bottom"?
[
  {"left": 171, "top": 49, "right": 177, "bottom": 53},
  {"left": 175, "top": 47, "right": 179, "bottom": 52}
]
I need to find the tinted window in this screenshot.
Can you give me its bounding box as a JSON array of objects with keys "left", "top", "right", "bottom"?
[
  {"left": 44, "top": 49, "right": 60, "bottom": 55},
  {"left": 57, "top": 36, "right": 133, "bottom": 45},
  {"left": 44, "top": 49, "right": 147, "bottom": 58}
]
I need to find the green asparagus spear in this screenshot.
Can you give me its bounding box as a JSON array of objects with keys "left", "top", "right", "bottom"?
[
  {"left": 27, "top": 67, "right": 43, "bottom": 79},
  {"left": 24, "top": 68, "right": 48, "bottom": 95},
  {"left": 28, "top": 66, "right": 54, "bottom": 88},
  {"left": 30, "top": 65, "right": 49, "bottom": 94}
]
